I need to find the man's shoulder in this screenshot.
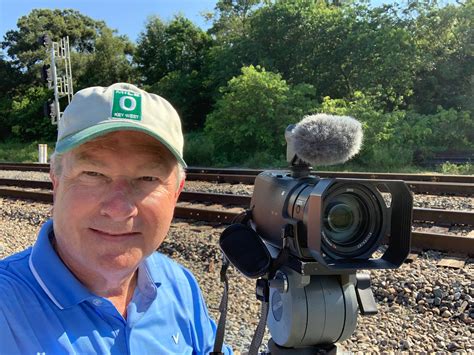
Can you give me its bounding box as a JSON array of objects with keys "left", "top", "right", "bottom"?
[
  {"left": 0, "top": 248, "right": 34, "bottom": 304},
  {"left": 0, "top": 248, "right": 32, "bottom": 272}
]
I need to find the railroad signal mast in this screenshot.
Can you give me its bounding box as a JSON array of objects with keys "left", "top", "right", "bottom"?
[{"left": 39, "top": 34, "right": 74, "bottom": 125}]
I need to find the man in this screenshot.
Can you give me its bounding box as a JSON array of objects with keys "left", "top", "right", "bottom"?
[{"left": 0, "top": 83, "right": 232, "bottom": 354}]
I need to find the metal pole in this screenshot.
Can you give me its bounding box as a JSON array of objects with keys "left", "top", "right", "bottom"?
[
  {"left": 38, "top": 144, "right": 48, "bottom": 163},
  {"left": 51, "top": 44, "right": 60, "bottom": 125},
  {"left": 66, "top": 36, "right": 74, "bottom": 101}
]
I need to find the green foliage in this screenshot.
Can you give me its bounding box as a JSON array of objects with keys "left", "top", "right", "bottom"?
[
  {"left": 135, "top": 15, "right": 212, "bottom": 85},
  {"left": 0, "top": 54, "right": 25, "bottom": 96},
  {"left": 439, "top": 162, "right": 474, "bottom": 175},
  {"left": 135, "top": 15, "right": 213, "bottom": 130},
  {"left": 0, "top": 8, "right": 135, "bottom": 142},
  {"left": 319, "top": 92, "right": 409, "bottom": 167},
  {"left": 401, "top": 109, "right": 474, "bottom": 155},
  {"left": 205, "top": 65, "right": 317, "bottom": 164},
  {"left": 183, "top": 131, "right": 215, "bottom": 166},
  {"left": 77, "top": 28, "right": 135, "bottom": 88},
  {"left": 241, "top": 151, "right": 287, "bottom": 169},
  {"left": 150, "top": 70, "right": 211, "bottom": 131},
  {"left": 408, "top": 1, "right": 474, "bottom": 113},
  {"left": 245, "top": 1, "right": 417, "bottom": 107},
  {"left": 0, "top": 140, "right": 55, "bottom": 162},
  {"left": 319, "top": 93, "right": 474, "bottom": 169},
  {"left": 205, "top": 0, "right": 262, "bottom": 43},
  {"left": 5, "top": 86, "right": 57, "bottom": 141},
  {"left": 1, "top": 9, "right": 107, "bottom": 72}
]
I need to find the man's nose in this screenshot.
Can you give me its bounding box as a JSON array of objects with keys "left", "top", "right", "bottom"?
[{"left": 100, "top": 179, "right": 138, "bottom": 221}]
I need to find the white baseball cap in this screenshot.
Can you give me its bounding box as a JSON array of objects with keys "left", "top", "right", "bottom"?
[{"left": 55, "top": 82, "right": 186, "bottom": 167}]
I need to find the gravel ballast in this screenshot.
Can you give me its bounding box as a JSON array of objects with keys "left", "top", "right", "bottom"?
[{"left": 0, "top": 171, "right": 473, "bottom": 352}]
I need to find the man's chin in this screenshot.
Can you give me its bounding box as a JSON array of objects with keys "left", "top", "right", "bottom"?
[{"left": 94, "top": 251, "right": 144, "bottom": 273}]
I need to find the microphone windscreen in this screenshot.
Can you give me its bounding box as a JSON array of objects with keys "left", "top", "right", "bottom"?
[{"left": 291, "top": 114, "right": 363, "bottom": 166}]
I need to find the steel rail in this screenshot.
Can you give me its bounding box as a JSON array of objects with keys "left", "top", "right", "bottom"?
[
  {"left": 187, "top": 169, "right": 474, "bottom": 184},
  {"left": 1, "top": 162, "right": 473, "bottom": 184},
  {"left": 0, "top": 163, "right": 50, "bottom": 172}
]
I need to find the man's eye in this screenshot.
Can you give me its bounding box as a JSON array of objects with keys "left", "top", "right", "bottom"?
[
  {"left": 84, "top": 171, "right": 104, "bottom": 177},
  {"left": 140, "top": 176, "right": 158, "bottom": 182}
]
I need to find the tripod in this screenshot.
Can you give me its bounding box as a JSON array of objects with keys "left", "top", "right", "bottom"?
[{"left": 256, "top": 265, "right": 378, "bottom": 354}]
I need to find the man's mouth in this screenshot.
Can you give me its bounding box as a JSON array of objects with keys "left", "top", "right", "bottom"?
[{"left": 89, "top": 228, "right": 140, "bottom": 240}]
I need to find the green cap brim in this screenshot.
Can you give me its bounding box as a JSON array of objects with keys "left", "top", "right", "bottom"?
[{"left": 55, "top": 121, "right": 187, "bottom": 167}]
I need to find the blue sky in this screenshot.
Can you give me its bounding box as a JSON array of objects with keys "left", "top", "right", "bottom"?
[{"left": 0, "top": 0, "right": 217, "bottom": 43}]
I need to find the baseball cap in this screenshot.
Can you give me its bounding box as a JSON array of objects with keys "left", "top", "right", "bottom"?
[{"left": 55, "top": 82, "right": 186, "bottom": 167}]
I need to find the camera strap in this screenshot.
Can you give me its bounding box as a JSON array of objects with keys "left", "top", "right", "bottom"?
[{"left": 211, "top": 257, "right": 230, "bottom": 355}]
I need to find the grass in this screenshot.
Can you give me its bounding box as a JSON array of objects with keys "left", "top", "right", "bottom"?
[
  {"left": 1, "top": 140, "right": 472, "bottom": 175},
  {"left": 0, "top": 140, "right": 56, "bottom": 163}
]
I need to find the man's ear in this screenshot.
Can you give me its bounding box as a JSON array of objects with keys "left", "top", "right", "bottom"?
[
  {"left": 175, "top": 178, "right": 185, "bottom": 201},
  {"left": 49, "top": 170, "right": 59, "bottom": 196}
]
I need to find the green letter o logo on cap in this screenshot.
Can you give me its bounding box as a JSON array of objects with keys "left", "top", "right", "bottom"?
[{"left": 119, "top": 96, "right": 137, "bottom": 111}]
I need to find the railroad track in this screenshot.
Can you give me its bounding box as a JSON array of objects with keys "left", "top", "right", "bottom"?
[
  {"left": 0, "top": 177, "right": 472, "bottom": 255},
  {"left": 0, "top": 162, "right": 473, "bottom": 195}
]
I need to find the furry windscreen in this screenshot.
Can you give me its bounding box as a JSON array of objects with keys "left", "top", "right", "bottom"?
[{"left": 291, "top": 114, "right": 363, "bottom": 166}]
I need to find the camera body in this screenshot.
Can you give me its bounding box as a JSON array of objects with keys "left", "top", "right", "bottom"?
[{"left": 250, "top": 171, "right": 413, "bottom": 273}]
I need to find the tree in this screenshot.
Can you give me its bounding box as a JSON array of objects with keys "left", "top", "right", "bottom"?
[
  {"left": 135, "top": 15, "right": 212, "bottom": 85},
  {"left": 205, "top": 0, "right": 263, "bottom": 43},
  {"left": 6, "top": 86, "right": 57, "bottom": 142},
  {"left": 0, "top": 9, "right": 135, "bottom": 141},
  {"left": 135, "top": 15, "right": 213, "bottom": 130},
  {"left": 409, "top": 1, "right": 474, "bottom": 113},
  {"left": 2, "top": 9, "right": 107, "bottom": 72},
  {"left": 150, "top": 70, "right": 211, "bottom": 131},
  {"left": 0, "top": 53, "right": 24, "bottom": 96},
  {"left": 77, "top": 28, "right": 135, "bottom": 88},
  {"left": 246, "top": 1, "right": 418, "bottom": 107},
  {"left": 205, "top": 65, "right": 317, "bottom": 164}
]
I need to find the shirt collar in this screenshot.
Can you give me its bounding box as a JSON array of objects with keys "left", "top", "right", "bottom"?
[
  {"left": 136, "top": 258, "right": 159, "bottom": 299},
  {"left": 29, "top": 220, "right": 95, "bottom": 309},
  {"left": 29, "top": 219, "right": 160, "bottom": 309}
]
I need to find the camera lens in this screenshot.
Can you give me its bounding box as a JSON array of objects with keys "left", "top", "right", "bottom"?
[
  {"left": 326, "top": 196, "right": 360, "bottom": 240},
  {"left": 324, "top": 194, "right": 364, "bottom": 244},
  {"left": 321, "top": 184, "right": 384, "bottom": 259}
]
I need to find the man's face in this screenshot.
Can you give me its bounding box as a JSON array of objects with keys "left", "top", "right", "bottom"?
[{"left": 50, "top": 131, "right": 183, "bottom": 283}]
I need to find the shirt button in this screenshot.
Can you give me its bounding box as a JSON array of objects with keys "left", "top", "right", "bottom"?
[{"left": 92, "top": 298, "right": 103, "bottom": 306}]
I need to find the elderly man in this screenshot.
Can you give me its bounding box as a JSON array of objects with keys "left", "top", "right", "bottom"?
[{"left": 0, "top": 83, "right": 232, "bottom": 354}]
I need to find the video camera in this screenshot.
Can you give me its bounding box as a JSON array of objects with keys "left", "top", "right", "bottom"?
[{"left": 215, "top": 114, "right": 413, "bottom": 354}]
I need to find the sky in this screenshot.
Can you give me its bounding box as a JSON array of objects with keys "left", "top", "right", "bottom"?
[{"left": 0, "top": 0, "right": 217, "bottom": 44}]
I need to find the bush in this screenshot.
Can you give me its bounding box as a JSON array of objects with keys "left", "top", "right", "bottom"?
[
  {"left": 205, "top": 65, "right": 317, "bottom": 164},
  {"left": 318, "top": 93, "right": 474, "bottom": 169},
  {"left": 242, "top": 151, "right": 287, "bottom": 169},
  {"left": 5, "top": 86, "right": 57, "bottom": 142},
  {"left": 319, "top": 92, "right": 412, "bottom": 168},
  {"left": 183, "top": 131, "right": 215, "bottom": 166},
  {"left": 439, "top": 162, "right": 474, "bottom": 175}
]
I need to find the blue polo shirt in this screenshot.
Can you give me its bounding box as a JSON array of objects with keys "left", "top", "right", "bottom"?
[{"left": 0, "top": 220, "right": 232, "bottom": 354}]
